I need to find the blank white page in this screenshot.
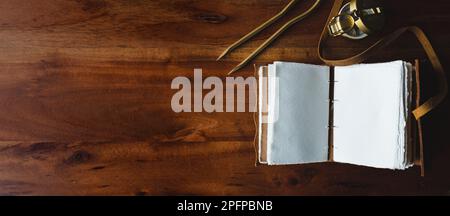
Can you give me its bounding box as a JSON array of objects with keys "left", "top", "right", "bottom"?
[
  {"left": 333, "top": 61, "right": 411, "bottom": 169},
  {"left": 266, "top": 62, "right": 329, "bottom": 165}
]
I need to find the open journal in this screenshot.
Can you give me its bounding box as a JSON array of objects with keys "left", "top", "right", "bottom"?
[{"left": 257, "top": 60, "right": 419, "bottom": 170}]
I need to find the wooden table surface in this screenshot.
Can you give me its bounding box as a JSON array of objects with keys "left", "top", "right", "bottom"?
[{"left": 0, "top": 0, "right": 449, "bottom": 195}]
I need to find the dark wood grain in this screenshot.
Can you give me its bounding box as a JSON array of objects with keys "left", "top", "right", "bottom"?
[{"left": 0, "top": 0, "right": 449, "bottom": 195}]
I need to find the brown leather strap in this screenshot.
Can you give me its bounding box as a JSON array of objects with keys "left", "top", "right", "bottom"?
[{"left": 318, "top": 0, "right": 448, "bottom": 120}]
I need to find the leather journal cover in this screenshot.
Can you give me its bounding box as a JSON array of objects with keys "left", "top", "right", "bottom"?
[{"left": 254, "top": 60, "right": 425, "bottom": 176}]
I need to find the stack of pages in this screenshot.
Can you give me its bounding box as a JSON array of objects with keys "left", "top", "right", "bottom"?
[{"left": 258, "top": 61, "right": 414, "bottom": 170}]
